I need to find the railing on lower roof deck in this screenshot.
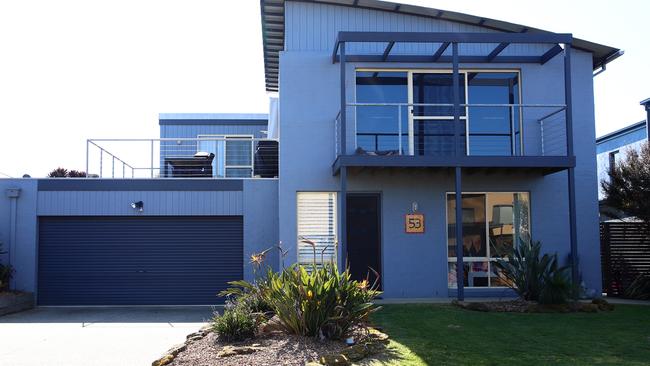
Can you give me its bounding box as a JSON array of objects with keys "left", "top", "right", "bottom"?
[
  {"left": 86, "top": 137, "right": 279, "bottom": 179},
  {"left": 334, "top": 103, "right": 568, "bottom": 158}
]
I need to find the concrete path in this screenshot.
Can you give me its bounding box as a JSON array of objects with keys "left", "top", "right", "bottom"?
[{"left": 0, "top": 306, "right": 214, "bottom": 366}]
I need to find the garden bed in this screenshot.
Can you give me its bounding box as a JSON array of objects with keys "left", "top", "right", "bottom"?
[
  {"left": 154, "top": 326, "right": 389, "bottom": 366},
  {"left": 0, "top": 291, "right": 34, "bottom": 316},
  {"left": 168, "top": 331, "right": 345, "bottom": 366},
  {"left": 452, "top": 298, "right": 615, "bottom": 313}
]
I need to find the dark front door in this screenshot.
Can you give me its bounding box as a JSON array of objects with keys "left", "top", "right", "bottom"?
[{"left": 346, "top": 194, "right": 382, "bottom": 290}]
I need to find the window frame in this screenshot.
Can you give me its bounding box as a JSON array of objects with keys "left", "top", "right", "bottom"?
[
  {"left": 354, "top": 68, "right": 524, "bottom": 156},
  {"left": 296, "top": 192, "right": 338, "bottom": 267},
  {"left": 197, "top": 134, "right": 254, "bottom": 178},
  {"left": 445, "top": 191, "right": 532, "bottom": 289}
]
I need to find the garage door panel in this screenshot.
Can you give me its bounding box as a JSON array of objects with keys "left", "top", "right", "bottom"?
[{"left": 38, "top": 216, "right": 243, "bottom": 305}]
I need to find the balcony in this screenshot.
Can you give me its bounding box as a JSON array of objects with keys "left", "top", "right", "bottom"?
[
  {"left": 333, "top": 102, "right": 573, "bottom": 175},
  {"left": 86, "top": 137, "right": 278, "bottom": 179}
]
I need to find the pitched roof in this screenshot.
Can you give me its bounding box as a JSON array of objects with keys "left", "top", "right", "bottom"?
[{"left": 260, "top": 0, "right": 622, "bottom": 92}]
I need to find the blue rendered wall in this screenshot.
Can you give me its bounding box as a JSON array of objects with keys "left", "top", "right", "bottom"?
[
  {"left": 279, "top": 1, "right": 602, "bottom": 297},
  {"left": 0, "top": 179, "right": 38, "bottom": 293}
]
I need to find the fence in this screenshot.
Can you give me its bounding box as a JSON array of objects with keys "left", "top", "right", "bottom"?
[{"left": 600, "top": 221, "right": 650, "bottom": 297}]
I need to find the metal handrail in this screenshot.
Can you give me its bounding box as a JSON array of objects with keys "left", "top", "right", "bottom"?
[
  {"left": 86, "top": 137, "right": 279, "bottom": 179},
  {"left": 339, "top": 102, "right": 568, "bottom": 157}
]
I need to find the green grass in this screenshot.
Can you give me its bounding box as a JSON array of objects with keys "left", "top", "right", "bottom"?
[{"left": 365, "top": 304, "right": 650, "bottom": 366}]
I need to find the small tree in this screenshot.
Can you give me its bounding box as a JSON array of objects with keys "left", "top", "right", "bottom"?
[{"left": 601, "top": 141, "right": 650, "bottom": 224}]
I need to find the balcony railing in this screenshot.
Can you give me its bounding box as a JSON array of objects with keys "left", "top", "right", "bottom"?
[
  {"left": 335, "top": 103, "right": 568, "bottom": 158},
  {"left": 86, "top": 137, "right": 278, "bottom": 179}
]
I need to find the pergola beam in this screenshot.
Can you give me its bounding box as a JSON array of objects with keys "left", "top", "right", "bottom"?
[
  {"left": 432, "top": 42, "right": 450, "bottom": 62},
  {"left": 382, "top": 41, "right": 395, "bottom": 61},
  {"left": 487, "top": 42, "right": 509, "bottom": 61},
  {"left": 541, "top": 44, "right": 564, "bottom": 64}
]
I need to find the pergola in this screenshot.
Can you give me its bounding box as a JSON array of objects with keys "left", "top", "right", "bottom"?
[{"left": 332, "top": 31, "right": 578, "bottom": 300}]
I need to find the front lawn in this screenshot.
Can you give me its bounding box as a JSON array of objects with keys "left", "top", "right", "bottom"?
[{"left": 368, "top": 304, "right": 650, "bottom": 366}]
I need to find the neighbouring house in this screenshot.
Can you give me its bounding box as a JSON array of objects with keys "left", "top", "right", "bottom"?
[
  {"left": 0, "top": 0, "right": 623, "bottom": 305},
  {"left": 596, "top": 99, "right": 650, "bottom": 210}
]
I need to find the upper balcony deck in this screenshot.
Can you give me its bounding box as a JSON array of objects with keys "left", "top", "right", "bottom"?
[
  {"left": 331, "top": 31, "right": 578, "bottom": 176},
  {"left": 85, "top": 137, "right": 278, "bottom": 179}
]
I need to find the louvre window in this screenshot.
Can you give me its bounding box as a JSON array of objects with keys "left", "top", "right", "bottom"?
[{"left": 297, "top": 192, "right": 338, "bottom": 266}]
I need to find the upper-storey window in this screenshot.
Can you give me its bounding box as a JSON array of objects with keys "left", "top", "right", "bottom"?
[{"left": 354, "top": 69, "right": 522, "bottom": 157}]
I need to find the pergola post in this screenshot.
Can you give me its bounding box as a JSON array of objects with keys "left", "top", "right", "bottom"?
[
  {"left": 564, "top": 43, "right": 579, "bottom": 299},
  {"left": 452, "top": 42, "right": 465, "bottom": 301},
  {"left": 339, "top": 42, "right": 348, "bottom": 269}
]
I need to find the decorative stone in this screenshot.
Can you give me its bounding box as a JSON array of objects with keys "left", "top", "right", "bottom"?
[
  {"left": 319, "top": 353, "right": 351, "bottom": 366},
  {"left": 340, "top": 344, "right": 369, "bottom": 361},
  {"left": 592, "top": 299, "right": 615, "bottom": 311},
  {"left": 151, "top": 354, "right": 174, "bottom": 366},
  {"left": 167, "top": 343, "right": 186, "bottom": 356},
  {"left": 200, "top": 324, "right": 213, "bottom": 333},
  {"left": 187, "top": 335, "right": 203, "bottom": 342},
  {"left": 579, "top": 303, "right": 600, "bottom": 313},
  {"left": 217, "top": 345, "right": 260, "bottom": 357},
  {"left": 259, "top": 315, "right": 284, "bottom": 333},
  {"left": 368, "top": 328, "right": 389, "bottom": 342}
]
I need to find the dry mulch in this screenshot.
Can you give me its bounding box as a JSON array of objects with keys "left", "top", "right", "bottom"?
[{"left": 170, "top": 331, "right": 348, "bottom": 366}]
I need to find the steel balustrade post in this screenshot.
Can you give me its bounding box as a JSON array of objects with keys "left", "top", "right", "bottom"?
[
  {"left": 452, "top": 42, "right": 465, "bottom": 301},
  {"left": 564, "top": 42, "right": 579, "bottom": 299},
  {"left": 150, "top": 140, "right": 154, "bottom": 178},
  {"left": 398, "top": 105, "right": 403, "bottom": 155}
]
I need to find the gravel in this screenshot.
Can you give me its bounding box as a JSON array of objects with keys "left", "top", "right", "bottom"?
[{"left": 170, "top": 332, "right": 348, "bottom": 366}]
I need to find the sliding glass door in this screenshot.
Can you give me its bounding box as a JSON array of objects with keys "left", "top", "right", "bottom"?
[{"left": 355, "top": 69, "right": 522, "bottom": 156}]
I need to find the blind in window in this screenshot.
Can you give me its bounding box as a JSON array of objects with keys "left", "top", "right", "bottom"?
[{"left": 297, "top": 192, "right": 337, "bottom": 265}]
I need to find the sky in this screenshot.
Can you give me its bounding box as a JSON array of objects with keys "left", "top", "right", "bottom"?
[{"left": 0, "top": 0, "right": 648, "bottom": 178}]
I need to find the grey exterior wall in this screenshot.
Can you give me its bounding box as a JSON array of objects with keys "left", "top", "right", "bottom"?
[
  {"left": 278, "top": 1, "right": 601, "bottom": 297},
  {"left": 0, "top": 178, "right": 278, "bottom": 296}
]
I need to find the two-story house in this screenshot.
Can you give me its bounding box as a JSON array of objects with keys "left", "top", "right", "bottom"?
[{"left": 0, "top": 0, "right": 622, "bottom": 305}]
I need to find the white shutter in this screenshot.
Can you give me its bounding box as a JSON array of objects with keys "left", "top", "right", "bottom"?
[{"left": 297, "top": 192, "right": 337, "bottom": 265}]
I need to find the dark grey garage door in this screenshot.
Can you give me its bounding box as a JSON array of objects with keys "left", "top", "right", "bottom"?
[{"left": 38, "top": 216, "right": 243, "bottom": 305}]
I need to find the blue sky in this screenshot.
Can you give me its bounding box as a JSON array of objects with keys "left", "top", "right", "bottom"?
[{"left": 0, "top": 0, "right": 647, "bottom": 177}]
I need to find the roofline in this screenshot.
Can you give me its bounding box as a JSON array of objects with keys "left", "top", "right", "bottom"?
[
  {"left": 596, "top": 120, "right": 647, "bottom": 144},
  {"left": 260, "top": 0, "right": 622, "bottom": 92},
  {"left": 640, "top": 98, "right": 650, "bottom": 106},
  {"left": 159, "top": 113, "right": 268, "bottom": 120}
]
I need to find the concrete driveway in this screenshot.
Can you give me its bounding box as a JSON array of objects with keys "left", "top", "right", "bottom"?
[{"left": 0, "top": 306, "right": 214, "bottom": 366}]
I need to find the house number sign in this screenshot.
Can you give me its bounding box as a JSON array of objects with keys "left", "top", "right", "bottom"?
[{"left": 405, "top": 213, "right": 425, "bottom": 234}]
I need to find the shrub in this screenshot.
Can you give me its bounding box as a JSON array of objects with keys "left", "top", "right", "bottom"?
[
  {"left": 212, "top": 301, "right": 258, "bottom": 342},
  {"left": 219, "top": 279, "right": 273, "bottom": 315},
  {"left": 495, "top": 240, "right": 571, "bottom": 304},
  {"left": 625, "top": 273, "right": 650, "bottom": 300},
  {"left": 255, "top": 263, "right": 381, "bottom": 340},
  {"left": 0, "top": 244, "right": 13, "bottom": 292}
]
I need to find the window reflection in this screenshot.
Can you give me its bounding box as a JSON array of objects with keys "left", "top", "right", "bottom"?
[{"left": 447, "top": 192, "right": 530, "bottom": 288}]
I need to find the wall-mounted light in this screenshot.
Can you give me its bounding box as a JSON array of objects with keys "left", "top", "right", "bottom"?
[
  {"left": 130, "top": 201, "right": 144, "bottom": 212},
  {"left": 412, "top": 201, "right": 418, "bottom": 212}
]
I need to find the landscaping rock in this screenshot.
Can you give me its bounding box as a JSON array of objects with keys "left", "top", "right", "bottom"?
[
  {"left": 319, "top": 353, "right": 350, "bottom": 366},
  {"left": 579, "top": 303, "right": 600, "bottom": 313},
  {"left": 368, "top": 327, "right": 389, "bottom": 343},
  {"left": 200, "top": 324, "right": 213, "bottom": 334},
  {"left": 167, "top": 343, "right": 186, "bottom": 356},
  {"left": 340, "top": 344, "right": 369, "bottom": 361},
  {"left": 259, "top": 315, "right": 284, "bottom": 333},
  {"left": 187, "top": 335, "right": 203, "bottom": 342},
  {"left": 151, "top": 354, "right": 174, "bottom": 366},
  {"left": 217, "top": 345, "right": 260, "bottom": 357},
  {"left": 592, "top": 299, "right": 615, "bottom": 311},
  {"left": 305, "top": 362, "right": 323, "bottom": 366}
]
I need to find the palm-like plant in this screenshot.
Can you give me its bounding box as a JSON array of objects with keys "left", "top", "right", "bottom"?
[{"left": 495, "top": 240, "right": 570, "bottom": 303}]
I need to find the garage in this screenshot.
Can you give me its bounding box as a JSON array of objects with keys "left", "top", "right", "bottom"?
[{"left": 37, "top": 216, "right": 243, "bottom": 305}]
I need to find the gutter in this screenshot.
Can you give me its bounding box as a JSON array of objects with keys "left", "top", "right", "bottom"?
[{"left": 593, "top": 50, "right": 624, "bottom": 77}]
